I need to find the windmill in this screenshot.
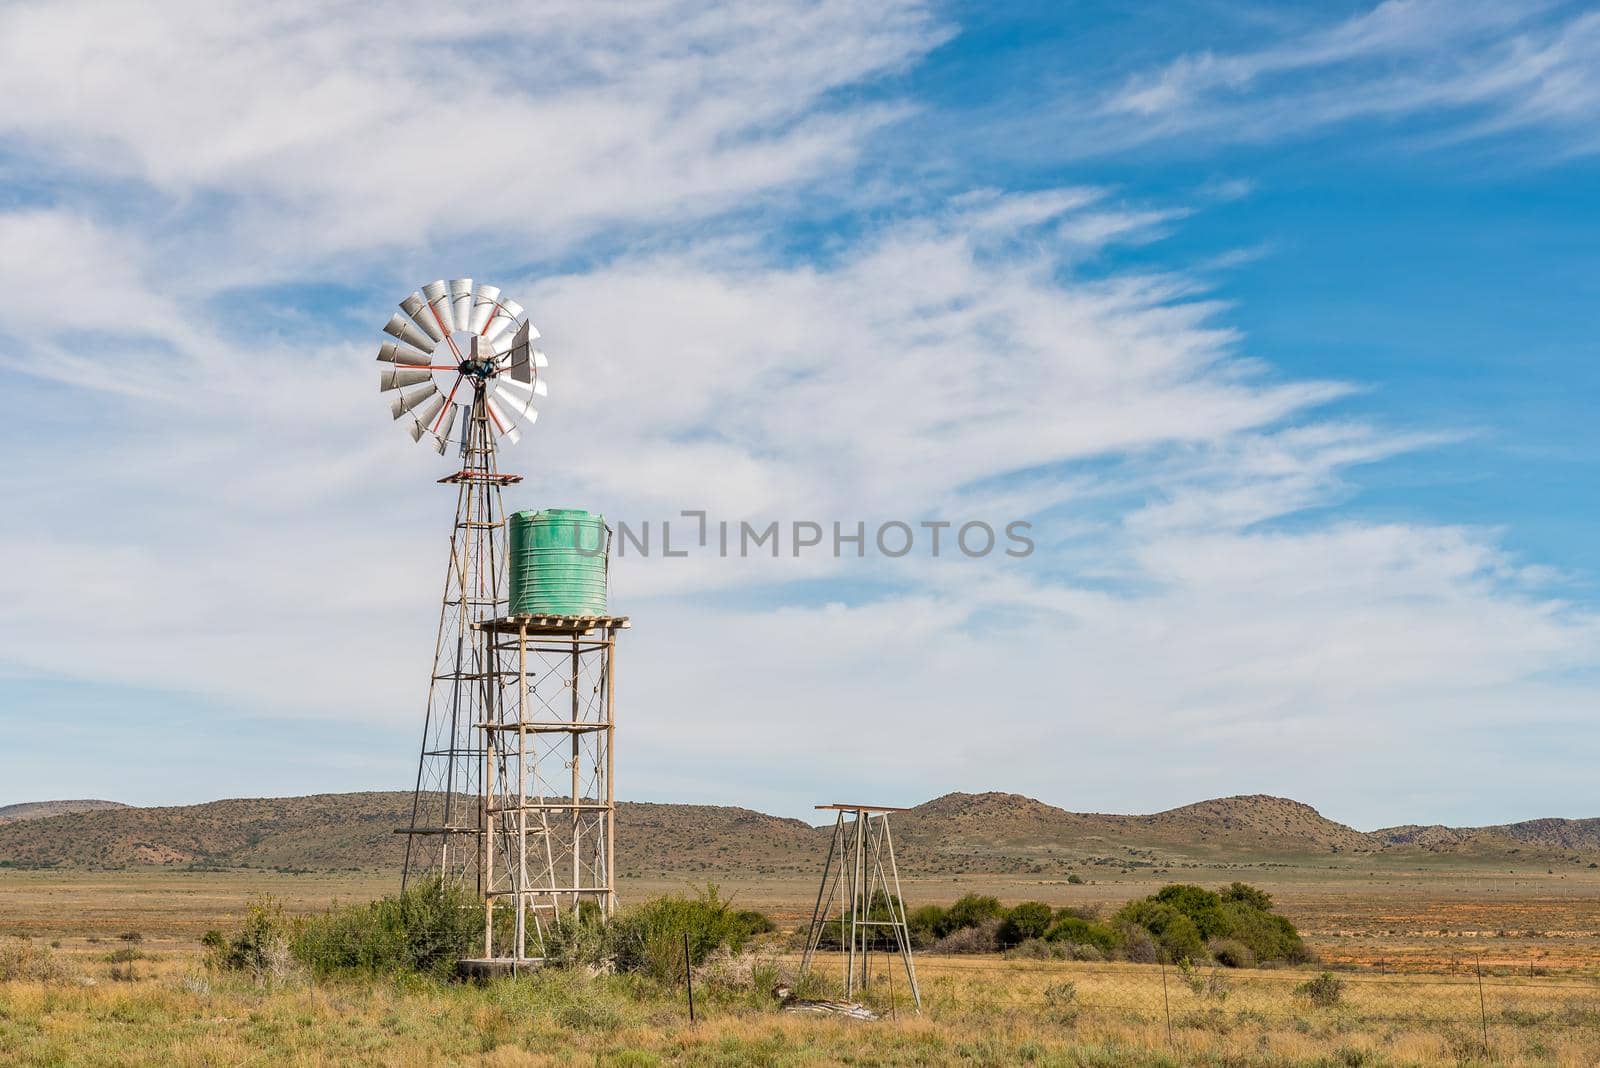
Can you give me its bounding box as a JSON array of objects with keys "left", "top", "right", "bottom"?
[
  {"left": 376, "top": 279, "right": 546, "bottom": 890},
  {"left": 376, "top": 280, "right": 625, "bottom": 970}
]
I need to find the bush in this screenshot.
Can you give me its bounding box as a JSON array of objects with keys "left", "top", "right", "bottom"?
[
  {"left": 930, "top": 918, "right": 1001, "bottom": 954},
  {"left": 1114, "top": 900, "right": 1203, "bottom": 962},
  {"left": 1295, "top": 971, "right": 1345, "bottom": 1007},
  {"left": 0, "top": 938, "right": 69, "bottom": 983},
  {"left": 1207, "top": 937, "right": 1256, "bottom": 969},
  {"left": 998, "top": 902, "right": 1054, "bottom": 945},
  {"left": 608, "top": 884, "right": 756, "bottom": 985},
  {"left": 1044, "top": 915, "right": 1118, "bottom": 955},
  {"left": 213, "top": 898, "right": 297, "bottom": 985},
  {"left": 1154, "top": 885, "right": 1228, "bottom": 940},
  {"left": 1218, "top": 900, "right": 1309, "bottom": 964},
  {"left": 291, "top": 876, "right": 479, "bottom": 979},
  {"left": 1117, "top": 922, "right": 1160, "bottom": 964},
  {"left": 943, "top": 893, "right": 1006, "bottom": 936},
  {"left": 1042, "top": 980, "right": 1079, "bottom": 1023},
  {"left": 117, "top": 931, "right": 143, "bottom": 943},
  {"left": 1066, "top": 873, "right": 1084, "bottom": 885},
  {"left": 1003, "top": 937, "right": 1065, "bottom": 961},
  {"left": 907, "top": 905, "right": 947, "bottom": 947},
  {"left": 105, "top": 947, "right": 144, "bottom": 963},
  {"left": 1222, "top": 882, "right": 1273, "bottom": 912},
  {"left": 1114, "top": 882, "right": 1307, "bottom": 966}
]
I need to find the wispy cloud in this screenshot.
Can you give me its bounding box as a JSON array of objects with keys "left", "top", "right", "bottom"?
[
  {"left": 1092, "top": 0, "right": 1600, "bottom": 155},
  {"left": 0, "top": 1, "right": 1596, "bottom": 825},
  {"left": 0, "top": 0, "right": 946, "bottom": 278}
]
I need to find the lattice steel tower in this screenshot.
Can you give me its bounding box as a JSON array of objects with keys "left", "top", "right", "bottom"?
[{"left": 370, "top": 278, "right": 545, "bottom": 892}]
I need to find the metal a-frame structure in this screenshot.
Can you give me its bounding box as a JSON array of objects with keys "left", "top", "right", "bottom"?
[{"left": 800, "top": 803, "right": 921, "bottom": 1011}]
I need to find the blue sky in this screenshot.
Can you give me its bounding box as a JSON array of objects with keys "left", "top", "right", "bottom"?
[{"left": 0, "top": 0, "right": 1596, "bottom": 829}]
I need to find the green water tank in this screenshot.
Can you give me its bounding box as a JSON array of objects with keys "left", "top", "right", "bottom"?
[{"left": 508, "top": 508, "right": 609, "bottom": 615}]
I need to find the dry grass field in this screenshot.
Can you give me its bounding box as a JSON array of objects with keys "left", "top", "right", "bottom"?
[
  {"left": 5, "top": 862, "right": 1600, "bottom": 1065},
  {"left": 4, "top": 938, "right": 1600, "bottom": 1066}
]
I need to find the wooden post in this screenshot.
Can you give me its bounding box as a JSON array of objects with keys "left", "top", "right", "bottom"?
[
  {"left": 604, "top": 630, "right": 617, "bottom": 916},
  {"left": 571, "top": 639, "right": 581, "bottom": 915},
  {"left": 515, "top": 622, "right": 528, "bottom": 959}
]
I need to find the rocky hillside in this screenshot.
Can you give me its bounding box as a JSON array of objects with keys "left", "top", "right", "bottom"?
[
  {"left": 0, "top": 800, "right": 127, "bottom": 824},
  {"left": 1374, "top": 817, "right": 1600, "bottom": 853},
  {"left": 0, "top": 791, "right": 1592, "bottom": 873},
  {"left": 0, "top": 793, "right": 822, "bottom": 875}
]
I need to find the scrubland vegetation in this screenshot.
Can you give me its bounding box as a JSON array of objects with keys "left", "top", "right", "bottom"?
[{"left": 10, "top": 876, "right": 1600, "bottom": 1065}]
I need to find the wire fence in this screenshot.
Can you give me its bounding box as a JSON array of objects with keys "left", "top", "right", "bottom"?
[{"left": 896, "top": 950, "right": 1600, "bottom": 1046}]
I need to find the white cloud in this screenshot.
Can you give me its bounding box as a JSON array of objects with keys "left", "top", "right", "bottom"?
[
  {"left": 1090, "top": 1, "right": 1600, "bottom": 155},
  {"left": 0, "top": 0, "right": 945, "bottom": 276},
  {"left": 0, "top": 1, "right": 1596, "bottom": 827}
]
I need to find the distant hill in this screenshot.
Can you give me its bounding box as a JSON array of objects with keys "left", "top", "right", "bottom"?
[
  {"left": 0, "top": 791, "right": 1592, "bottom": 873},
  {"left": 1374, "top": 817, "right": 1600, "bottom": 854},
  {"left": 0, "top": 793, "right": 822, "bottom": 875},
  {"left": 0, "top": 800, "right": 127, "bottom": 824}
]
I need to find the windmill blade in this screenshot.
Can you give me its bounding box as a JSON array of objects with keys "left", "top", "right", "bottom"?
[
  {"left": 399, "top": 293, "right": 444, "bottom": 343},
  {"left": 493, "top": 383, "right": 537, "bottom": 419},
  {"left": 389, "top": 383, "right": 438, "bottom": 420},
  {"left": 431, "top": 402, "right": 460, "bottom": 453},
  {"left": 467, "top": 284, "right": 500, "bottom": 335},
  {"left": 449, "top": 278, "right": 473, "bottom": 332},
  {"left": 502, "top": 424, "right": 522, "bottom": 446},
  {"left": 422, "top": 280, "right": 456, "bottom": 334},
  {"left": 495, "top": 375, "right": 546, "bottom": 407},
  {"left": 383, "top": 313, "right": 437, "bottom": 354},
  {"left": 482, "top": 299, "right": 525, "bottom": 345},
  {"left": 380, "top": 366, "right": 434, "bottom": 392},
  {"left": 484, "top": 393, "right": 519, "bottom": 437},
  {"left": 378, "top": 340, "right": 432, "bottom": 366},
  {"left": 408, "top": 393, "right": 448, "bottom": 440}
]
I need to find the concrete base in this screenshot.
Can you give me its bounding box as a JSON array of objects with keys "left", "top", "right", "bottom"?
[{"left": 456, "top": 957, "right": 546, "bottom": 981}]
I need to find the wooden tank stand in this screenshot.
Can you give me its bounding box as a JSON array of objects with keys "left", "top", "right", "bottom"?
[{"left": 463, "top": 613, "right": 629, "bottom": 970}]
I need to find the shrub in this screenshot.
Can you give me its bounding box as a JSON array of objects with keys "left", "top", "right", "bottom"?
[
  {"left": 1207, "top": 938, "right": 1256, "bottom": 969},
  {"left": 733, "top": 908, "right": 776, "bottom": 939},
  {"left": 200, "top": 930, "right": 224, "bottom": 950},
  {"left": 117, "top": 931, "right": 143, "bottom": 943},
  {"left": 1117, "top": 922, "right": 1160, "bottom": 964},
  {"left": 1295, "top": 971, "right": 1345, "bottom": 1007},
  {"left": 942, "top": 893, "right": 1006, "bottom": 936},
  {"left": 291, "top": 876, "right": 478, "bottom": 979},
  {"left": 106, "top": 947, "right": 144, "bottom": 963},
  {"left": 608, "top": 884, "right": 755, "bottom": 985},
  {"left": 930, "top": 918, "right": 1001, "bottom": 954},
  {"left": 214, "top": 897, "right": 297, "bottom": 986},
  {"left": 1043, "top": 980, "right": 1079, "bottom": 1023},
  {"left": 1177, "top": 956, "right": 1230, "bottom": 1001},
  {"left": 1153, "top": 884, "right": 1228, "bottom": 940},
  {"left": 1044, "top": 915, "right": 1118, "bottom": 955},
  {"left": 1066, "top": 873, "right": 1084, "bottom": 884},
  {"left": 1218, "top": 901, "right": 1309, "bottom": 964},
  {"left": 0, "top": 938, "right": 69, "bottom": 983},
  {"left": 1004, "top": 937, "right": 1064, "bottom": 961},
  {"left": 1222, "top": 882, "right": 1273, "bottom": 911},
  {"left": 1115, "top": 882, "right": 1307, "bottom": 966},
  {"left": 1114, "top": 900, "right": 1203, "bottom": 962},
  {"left": 907, "top": 905, "right": 947, "bottom": 947},
  {"left": 998, "top": 902, "right": 1053, "bottom": 945}
]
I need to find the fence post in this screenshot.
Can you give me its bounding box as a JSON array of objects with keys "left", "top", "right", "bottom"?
[
  {"left": 684, "top": 931, "right": 696, "bottom": 1024},
  {"left": 1475, "top": 953, "right": 1488, "bottom": 1052},
  {"left": 1159, "top": 952, "right": 1174, "bottom": 1048}
]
